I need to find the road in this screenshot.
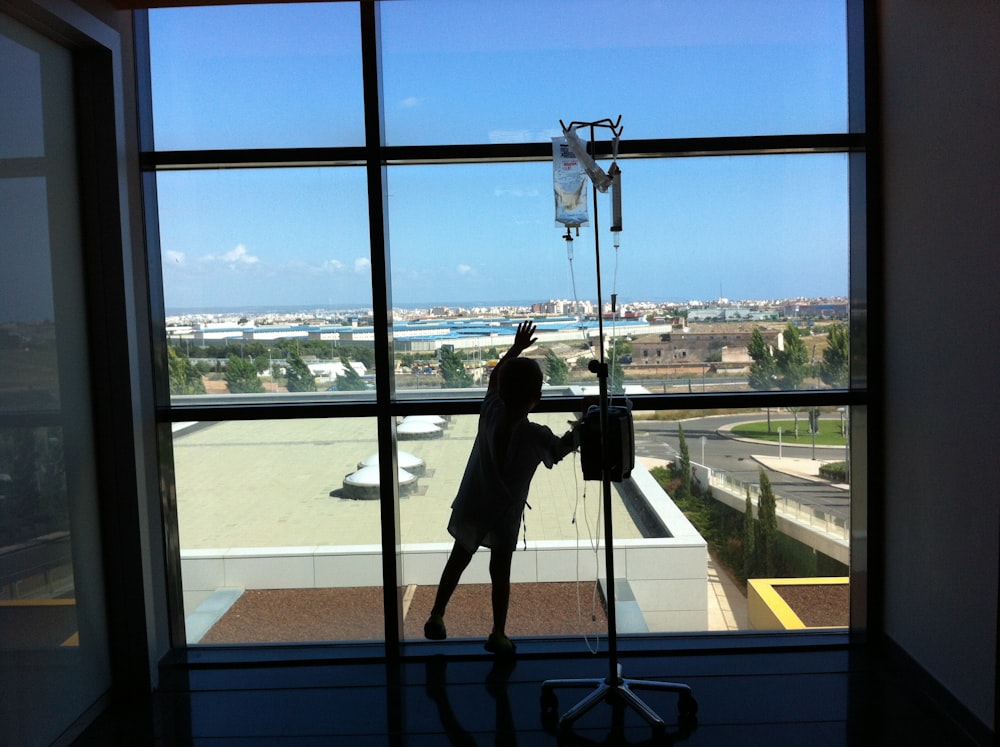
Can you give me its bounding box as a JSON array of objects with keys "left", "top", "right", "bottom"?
[{"left": 633, "top": 413, "right": 851, "bottom": 522}]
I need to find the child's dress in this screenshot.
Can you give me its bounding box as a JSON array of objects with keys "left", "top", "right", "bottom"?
[{"left": 448, "top": 391, "right": 575, "bottom": 553}]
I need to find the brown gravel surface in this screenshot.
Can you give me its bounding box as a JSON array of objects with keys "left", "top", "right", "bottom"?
[
  {"left": 406, "top": 582, "right": 608, "bottom": 640},
  {"left": 200, "top": 582, "right": 608, "bottom": 644},
  {"left": 775, "top": 583, "right": 849, "bottom": 627}
]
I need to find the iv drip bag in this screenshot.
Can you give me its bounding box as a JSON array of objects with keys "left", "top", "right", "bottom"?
[{"left": 553, "top": 137, "right": 589, "bottom": 228}]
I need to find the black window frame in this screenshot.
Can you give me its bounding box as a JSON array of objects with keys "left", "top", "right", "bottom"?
[{"left": 134, "top": 0, "right": 875, "bottom": 658}]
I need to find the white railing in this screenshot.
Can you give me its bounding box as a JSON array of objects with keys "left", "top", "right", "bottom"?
[{"left": 700, "top": 466, "right": 849, "bottom": 570}]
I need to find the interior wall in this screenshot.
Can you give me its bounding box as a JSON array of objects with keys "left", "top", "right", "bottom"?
[{"left": 879, "top": 0, "right": 1000, "bottom": 729}]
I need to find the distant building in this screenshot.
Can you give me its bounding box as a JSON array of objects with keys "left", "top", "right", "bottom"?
[
  {"left": 784, "top": 302, "right": 848, "bottom": 320},
  {"left": 632, "top": 330, "right": 780, "bottom": 365},
  {"left": 531, "top": 299, "right": 594, "bottom": 316},
  {"left": 686, "top": 307, "right": 779, "bottom": 323}
]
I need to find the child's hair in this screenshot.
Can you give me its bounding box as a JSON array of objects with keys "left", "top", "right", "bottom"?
[{"left": 498, "top": 357, "right": 543, "bottom": 411}]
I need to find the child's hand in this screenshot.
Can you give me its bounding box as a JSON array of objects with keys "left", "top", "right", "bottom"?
[{"left": 511, "top": 320, "right": 537, "bottom": 353}]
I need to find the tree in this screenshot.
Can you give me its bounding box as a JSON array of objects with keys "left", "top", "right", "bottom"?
[
  {"left": 676, "top": 423, "right": 692, "bottom": 501},
  {"left": 742, "top": 485, "right": 756, "bottom": 581},
  {"left": 334, "top": 357, "right": 366, "bottom": 391},
  {"left": 168, "top": 346, "right": 206, "bottom": 395},
  {"left": 224, "top": 354, "right": 264, "bottom": 393},
  {"left": 439, "top": 346, "right": 473, "bottom": 387},
  {"left": 775, "top": 323, "right": 810, "bottom": 435},
  {"left": 545, "top": 349, "right": 570, "bottom": 386},
  {"left": 342, "top": 345, "right": 375, "bottom": 369},
  {"left": 284, "top": 351, "right": 317, "bottom": 392},
  {"left": 775, "top": 323, "right": 810, "bottom": 390},
  {"left": 819, "top": 322, "right": 850, "bottom": 388},
  {"left": 608, "top": 347, "right": 627, "bottom": 395},
  {"left": 755, "top": 469, "right": 778, "bottom": 577},
  {"left": 245, "top": 342, "right": 270, "bottom": 373},
  {"left": 747, "top": 327, "right": 776, "bottom": 391}
]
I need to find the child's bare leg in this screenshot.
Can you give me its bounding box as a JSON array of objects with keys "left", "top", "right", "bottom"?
[
  {"left": 489, "top": 548, "right": 514, "bottom": 638},
  {"left": 431, "top": 542, "right": 474, "bottom": 618}
]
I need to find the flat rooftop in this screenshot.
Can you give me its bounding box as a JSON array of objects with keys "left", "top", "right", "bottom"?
[{"left": 172, "top": 413, "right": 645, "bottom": 552}]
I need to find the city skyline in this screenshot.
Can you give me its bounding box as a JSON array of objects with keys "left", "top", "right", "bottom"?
[{"left": 162, "top": 294, "right": 848, "bottom": 321}]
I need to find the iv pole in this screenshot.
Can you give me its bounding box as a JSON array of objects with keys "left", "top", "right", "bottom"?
[{"left": 541, "top": 117, "right": 697, "bottom": 740}]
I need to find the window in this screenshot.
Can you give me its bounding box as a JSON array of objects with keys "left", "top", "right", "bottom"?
[
  {"left": 380, "top": 0, "right": 848, "bottom": 145},
  {"left": 1, "top": 13, "right": 112, "bottom": 741},
  {"left": 141, "top": 0, "right": 864, "bottom": 650},
  {"left": 148, "top": 3, "right": 364, "bottom": 150}
]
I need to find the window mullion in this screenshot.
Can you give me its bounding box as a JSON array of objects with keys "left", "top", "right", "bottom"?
[{"left": 360, "top": 0, "right": 402, "bottom": 657}]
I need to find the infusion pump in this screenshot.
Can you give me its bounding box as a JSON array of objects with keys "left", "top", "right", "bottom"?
[{"left": 578, "top": 404, "right": 635, "bottom": 483}]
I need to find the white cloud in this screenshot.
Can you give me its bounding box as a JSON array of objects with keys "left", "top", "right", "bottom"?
[
  {"left": 488, "top": 129, "right": 533, "bottom": 144},
  {"left": 165, "top": 250, "right": 186, "bottom": 265},
  {"left": 488, "top": 127, "right": 563, "bottom": 144},
  {"left": 324, "top": 259, "right": 346, "bottom": 272},
  {"left": 202, "top": 243, "right": 260, "bottom": 267},
  {"left": 222, "top": 243, "right": 259, "bottom": 264},
  {"left": 494, "top": 186, "right": 540, "bottom": 198},
  {"left": 354, "top": 257, "right": 371, "bottom": 273},
  {"left": 400, "top": 96, "right": 423, "bottom": 108},
  {"left": 457, "top": 264, "right": 475, "bottom": 276}
]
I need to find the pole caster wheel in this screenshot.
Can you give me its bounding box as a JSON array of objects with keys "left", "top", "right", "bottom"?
[
  {"left": 678, "top": 692, "right": 698, "bottom": 717},
  {"left": 541, "top": 689, "right": 558, "bottom": 713},
  {"left": 541, "top": 689, "right": 559, "bottom": 731}
]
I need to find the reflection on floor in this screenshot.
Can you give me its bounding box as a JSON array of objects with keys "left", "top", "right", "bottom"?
[{"left": 73, "top": 638, "right": 986, "bottom": 746}]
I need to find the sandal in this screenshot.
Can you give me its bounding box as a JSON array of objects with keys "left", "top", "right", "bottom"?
[
  {"left": 484, "top": 633, "right": 516, "bottom": 657},
  {"left": 423, "top": 614, "right": 447, "bottom": 641}
]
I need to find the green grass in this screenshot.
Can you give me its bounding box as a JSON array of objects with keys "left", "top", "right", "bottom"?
[{"left": 731, "top": 419, "right": 847, "bottom": 446}]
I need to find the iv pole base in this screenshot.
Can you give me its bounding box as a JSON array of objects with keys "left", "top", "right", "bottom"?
[{"left": 541, "top": 663, "right": 697, "bottom": 737}]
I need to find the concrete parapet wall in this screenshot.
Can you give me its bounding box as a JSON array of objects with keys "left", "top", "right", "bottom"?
[
  {"left": 181, "top": 538, "right": 708, "bottom": 634},
  {"left": 181, "top": 462, "right": 709, "bottom": 634}
]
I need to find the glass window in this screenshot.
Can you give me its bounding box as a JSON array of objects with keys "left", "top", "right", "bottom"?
[
  {"left": 142, "top": 0, "right": 861, "bottom": 648},
  {"left": 381, "top": 0, "right": 848, "bottom": 145},
  {"left": 174, "top": 418, "right": 387, "bottom": 644},
  {"left": 156, "top": 167, "right": 374, "bottom": 402},
  {"left": 633, "top": 407, "right": 851, "bottom": 631},
  {"left": 1, "top": 13, "right": 111, "bottom": 743},
  {"left": 389, "top": 155, "right": 849, "bottom": 396},
  {"left": 397, "top": 413, "right": 616, "bottom": 641},
  {"left": 148, "top": 3, "right": 364, "bottom": 151},
  {"left": 398, "top": 404, "right": 851, "bottom": 639}
]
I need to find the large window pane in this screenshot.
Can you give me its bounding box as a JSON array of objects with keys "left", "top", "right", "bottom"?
[
  {"left": 398, "top": 412, "right": 620, "bottom": 642},
  {"left": 382, "top": 0, "right": 847, "bottom": 145},
  {"left": 142, "top": 0, "right": 861, "bottom": 651},
  {"left": 148, "top": 2, "right": 364, "bottom": 150},
  {"left": 630, "top": 406, "right": 850, "bottom": 632},
  {"left": 1, "top": 14, "right": 110, "bottom": 744},
  {"left": 398, "top": 404, "right": 850, "bottom": 641},
  {"left": 156, "top": 167, "right": 374, "bottom": 402},
  {"left": 174, "top": 418, "right": 387, "bottom": 644},
  {"left": 389, "top": 155, "right": 849, "bottom": 396}
]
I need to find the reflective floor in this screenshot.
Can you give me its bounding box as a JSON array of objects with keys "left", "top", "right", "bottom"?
[{"left": 73, "top": 637, "right": 983, "bottom": 746}]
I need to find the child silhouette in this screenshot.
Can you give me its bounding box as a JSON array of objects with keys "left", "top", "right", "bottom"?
[{"left": 424, "top": 320, "right": 580, "bottom": 655}]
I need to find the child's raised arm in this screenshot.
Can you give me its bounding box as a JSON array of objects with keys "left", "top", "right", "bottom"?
[{"left": 488, "top": 320, "right": 537, "bottom": 393}]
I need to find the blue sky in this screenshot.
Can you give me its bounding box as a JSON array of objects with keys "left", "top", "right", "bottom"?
[{"left": 150, "top": 0, "right": 849, "bottom": 313}]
